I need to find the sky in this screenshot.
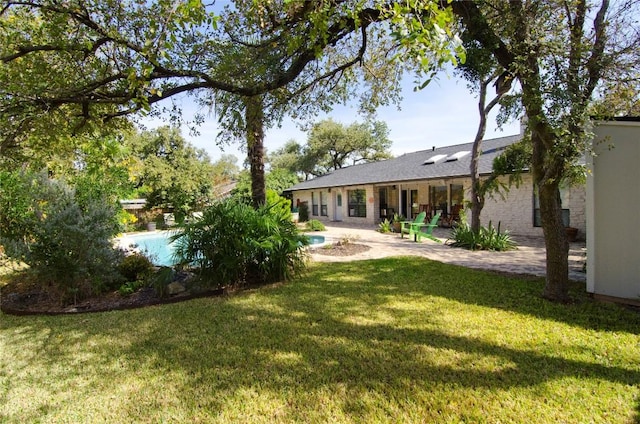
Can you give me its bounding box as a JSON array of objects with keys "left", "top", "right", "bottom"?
[{"left": 141, "top": 72, "right": 522, "bottom": 165}]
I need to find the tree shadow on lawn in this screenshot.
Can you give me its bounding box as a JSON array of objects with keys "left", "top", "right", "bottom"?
[
  {"left": 4, "top": 305, "right": 639, "bottom": 422},
  {"left": 2, "top": 257, "right": 640, "bottom": 422},
  {"left": 323, "top": 256, "right": 639, "bottom": 335},
  {"left": 124, "top": 305, "right": 640, "bottom": 419}
]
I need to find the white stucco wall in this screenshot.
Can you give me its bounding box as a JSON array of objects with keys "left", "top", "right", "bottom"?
[{"left": 587, "top": 120, "right": 640, "bottom": 302}]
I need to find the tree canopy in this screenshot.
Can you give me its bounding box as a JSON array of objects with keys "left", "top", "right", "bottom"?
[
  {"left": 231, "top": 168, "right": 300, "bottom": 204},
  {"left": 126, "top": 126, "right": 217, "bottom": 221},
  {"left": 0, "top": 1, "right": 462, "bottom": 206},
  {"left": 269, "top": 119, "right": 393, "bottom": 179},
  {"left": 210, "top": 154, "right": 240, "bottom": 185}
]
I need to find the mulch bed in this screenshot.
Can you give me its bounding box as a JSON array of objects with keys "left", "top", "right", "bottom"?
[
  {"left": 310, "top": 242, "right": 371, "bottom": 257},
  {"left": 1, "top": 243, "right": 373, "bottom": 315},
  {"left": 0, "top": 277, "right": 227, "bottom": 316},
  {"left": 0, "top": 270, "right": 281, "bottom": 316}
]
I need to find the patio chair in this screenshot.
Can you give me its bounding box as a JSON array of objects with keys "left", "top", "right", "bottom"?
[
  {"left": 400, "top": 211, "right": 426, "bottom": 238},
  {"left": 444, "top": 204, "right": 462, "bottom": 227},
  {"left": 418, "top": 204, "right": 432, "bottom": 220},
  {"left": 414, "top": 213, "right": 441, "bottom": 242}
]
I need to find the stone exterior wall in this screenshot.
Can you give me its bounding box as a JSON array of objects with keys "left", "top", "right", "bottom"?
[
  {"left": 481, "top": 175, "right": 540, "bottom": 236},
  {"left": 566, "top": 183, "right": 586, "bottom": 236},
  {"left": 481, "top": 173, "right": 586, "bottom": 237}
]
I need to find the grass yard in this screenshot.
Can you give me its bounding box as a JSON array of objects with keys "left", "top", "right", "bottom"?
[{"left": 1, "top": 257, "right": 639, "bottom": 423}]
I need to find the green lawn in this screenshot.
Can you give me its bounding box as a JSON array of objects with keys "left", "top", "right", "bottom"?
[{"left": 1, "top": 257, "right": 639, "bottom": 423}]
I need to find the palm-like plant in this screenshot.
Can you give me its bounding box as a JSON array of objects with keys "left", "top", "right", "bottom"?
[{"left": 171, "top": 197, "right": 308, "bottom": 288}]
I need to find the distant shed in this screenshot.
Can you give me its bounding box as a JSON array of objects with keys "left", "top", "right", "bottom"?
[
  {"left": 119, "top": 199, "right": 147, "bottom": 211},
  {"left": 119, "top": 199, "right": 147, "bottom": 220}
]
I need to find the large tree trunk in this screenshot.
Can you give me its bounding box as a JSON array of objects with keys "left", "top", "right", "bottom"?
[
  {"left": 538, "top": 180, "right": 570, "bottom": 302},
  {"left": 515, "top": 4, "right": 571, "bottom": 302},
  {"left": 530, "top": 124, "right": 571, "bottom": 302},
  {"left": 245, "top": 96, "right": 266, "bottom": 208},
  {"left": 452, "top": 0, "right": 608, "bottom": 303}
]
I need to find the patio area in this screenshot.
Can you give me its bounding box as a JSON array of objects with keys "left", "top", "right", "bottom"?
[{"left": 307, "top": 222, "right": 587, "bottom": 282}]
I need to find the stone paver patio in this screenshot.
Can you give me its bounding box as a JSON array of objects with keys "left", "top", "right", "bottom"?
[{"left": 307, "top": 222, "right": 587, "bottom": 282}]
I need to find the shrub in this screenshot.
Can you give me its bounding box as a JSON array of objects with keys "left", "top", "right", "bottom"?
[
  {"left": 118, "top": 253, "right": 154, "bottom": 282},
  {"left": 118, "top": 279, "right": 146, "bottom": 296},
  {"left": 305, "top": 219, "right": 326, "bottom": 231},
  {"left": 378, "top": 219, "right": 392, "bottom": 233},
  {"left": 266, "top": 189, "right": 292, "bottom": 219},
  {"left": 448, "top": 213, "right": 516, "bottom": 251},
  {"left": 171, "top": 198, "right": 308, "bottom": 288},
  {"left": 117, "top": 209, "right": 138, "bottom": 231},
  {"left": 337, "top": 234, "right": 359, "bottom": 245},
  {"left": 152, "top": 266, "right": 174, "bottom": 298},
  {"left": 298, "top": 202, "right": 309, "bottom": 222},
  {"left": 0, "top": 170, "right": 124, "bottom": 301}
]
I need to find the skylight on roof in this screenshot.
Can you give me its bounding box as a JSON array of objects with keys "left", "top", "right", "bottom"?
[
  {"left": 445, "top": 151, "right": 471, "bottom": 162},
  {"left": 424, "top": 154, "right": 448, "bottom": 165}
]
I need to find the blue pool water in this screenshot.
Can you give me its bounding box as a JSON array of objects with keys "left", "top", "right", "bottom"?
[
  {"left": 120, "top": 232, "right": 326, "bottom": 267},
  {"left": 121, "top": 232, "right": 178, "bottom": 267},
  {"left": 306, "top": 235, "right": 325, "bottom": 245}
]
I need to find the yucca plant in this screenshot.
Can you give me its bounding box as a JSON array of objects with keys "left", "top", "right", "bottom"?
[
  {"left": 171, "top": 196, "right": 308, "bottom": 288},
  {"left": 378, "top": 219, "right": 392, "bottom": 233},
  {"left": 448, "top": 211, "right": 516, "bottom": 251}
]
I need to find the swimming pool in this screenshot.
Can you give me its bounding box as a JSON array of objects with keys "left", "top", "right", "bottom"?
[
  {"left": 306, "top": 234, "right": 326, "bottom": 245},
  {"left": 118, "top": 231, "right": 178, "bottom": 267},
  {"left": 118, "top": 232, "right": 327, "bottom": 267}
]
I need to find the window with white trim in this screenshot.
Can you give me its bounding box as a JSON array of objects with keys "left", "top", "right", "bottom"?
[
  {"left": 348, "top": 189, "right": 366, "bottom": 218},
  {"left": 320, "top": 191, "right": 328, "bottom": 216},
  {"left": 311, "top": 192, "right": 318, "bottom": 216}
]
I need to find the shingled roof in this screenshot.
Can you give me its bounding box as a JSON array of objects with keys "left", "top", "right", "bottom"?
[{"left": 287, "top": 133, "right": 522, "bottom": 191}]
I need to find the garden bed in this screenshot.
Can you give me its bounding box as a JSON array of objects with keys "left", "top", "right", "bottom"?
[
  {"left": 0, "top": 276, "right": 226, "bottom": 315},
  {"left": 310, "top": 242, "right": 371, "bottom": 256}
]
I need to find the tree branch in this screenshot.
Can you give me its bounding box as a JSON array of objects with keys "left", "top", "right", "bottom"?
[
  {"left": 449, "top": 1, "right": 515, "bottom": 71},
  {"left": 285, "top": 24, "right": 368, "bottom": 101},
  {"left": 584, "top": 0, "right": 609, "bottom": 102}
]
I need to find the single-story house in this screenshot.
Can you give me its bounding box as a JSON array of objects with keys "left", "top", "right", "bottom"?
[{"left": 286, "top": 128, "right": 586, "bottom": 237}]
